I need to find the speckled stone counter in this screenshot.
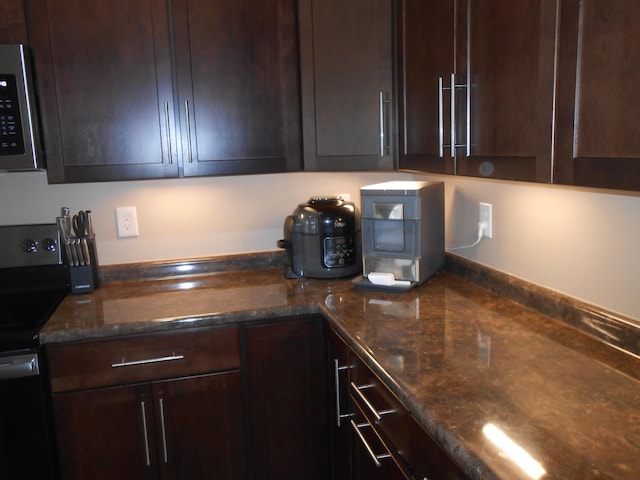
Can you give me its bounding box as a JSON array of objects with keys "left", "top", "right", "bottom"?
[{"left": 41, "top": 254, "right": 640, "bottom": 480}]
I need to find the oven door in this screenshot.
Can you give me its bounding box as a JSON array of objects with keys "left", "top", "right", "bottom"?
[{"left": 0, "top": 351, "right": 56, "bottom": 480}]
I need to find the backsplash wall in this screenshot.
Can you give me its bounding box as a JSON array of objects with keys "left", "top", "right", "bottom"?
[{"left": 1, "top": 170, "right": 639, "bottom": 321}]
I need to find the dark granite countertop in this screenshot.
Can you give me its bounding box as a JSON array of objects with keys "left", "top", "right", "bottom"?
[{"left": 41, "top": 254, "right": 640, "bottom": 480}]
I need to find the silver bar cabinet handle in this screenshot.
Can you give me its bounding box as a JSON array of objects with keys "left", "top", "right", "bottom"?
[
  {"left": 334, "top": 360, "right": 352, "bottom": 427},
  {"left": 159, "top": 398, "right": 168, "bottom": 463},
  {"left": 466, "top": 70, "right": 471, "bottom": 157},
  {"left": 350, "top": 419, "right": 391, "bottom": 467},
  {"left": 350, "top": 382, "right": 395, "bottom": 422},
  {"left": 184, "top": 100, "right": 193, "bottom": 163},
  {"left": 450, "top": 73, "right": 456, "bottom": 157},
  {"left": 163, "top": 101, "right": 173, "bottom": 164},
  {"left": 379, "top": 91, "right": 390, "bottom": 157},
  {"left": 140, "top": 401, "right": 151, "bottom": 466},
  {"left": 438, "top": 77, "right": 444, "bottom": 157},
  {"left": 112, "top": 354, "right": 184, "bottom": 368}
]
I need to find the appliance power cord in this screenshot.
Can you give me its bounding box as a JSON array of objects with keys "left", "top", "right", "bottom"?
[{"left": 446, "top": 221, "right": 487, "bottom": 251}]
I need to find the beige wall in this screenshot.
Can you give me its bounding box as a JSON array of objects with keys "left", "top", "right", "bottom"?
[
  {"left": 1, "top": 170, "right": 639, "bottom": 321},
  {"left": 412, "top": 173, "right": 640, "bottom": 321}
]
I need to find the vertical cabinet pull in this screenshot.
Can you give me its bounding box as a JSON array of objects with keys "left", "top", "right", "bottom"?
[
  {"left": 350, "top": 419, "right": 391, "bottom": 467},
  {"left": 465, "top": 69, "right": 471, "bottom": 157},
  {"left": 184, "top": 100, "right": 193, "bottom": 163},
  {"left": 379, "top": 91, "right": 390, "bottom": 157},
  {"left": 438, "top": 77, "right": 445, "bottom": 157},
  {"left": 334, "top": 359, "right": 353, "bottom": 427},
  {"left": 438, "top": 75, "right": 468, "bottom": 163},
  {"left": 450, "top": 73, "right": 457, "bottom": 158},
  {"left": 140, "top": 401, "right": 151, "bottom": 467},
  {"left": 163, "top": 102, "right": 173, "bottom": 164},
  {"left": 159, "top": 398, "right": 168, "bottom": 463}
]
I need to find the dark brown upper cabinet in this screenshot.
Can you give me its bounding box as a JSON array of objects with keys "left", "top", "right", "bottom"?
[
  {"left": 27, "top": 0, "right": 301, "bottom": 183},
  {"left": 28, "top": 0, "right": 178, "bottom": 183},
  {"left": 0, "top": 1, "right": 28, "bottom": 44},
  {"left": 554, "top": 0, "right": 640, "bottom": 191},
  {"left": 298, "top": 0, "right": 395, "bottom": 171},
  {"left": 174, "top": 0, "right": 301, "bottom": 178},
  {"left": 396, "top": 0, "right": 455, "bottom": 175},
  {"left": 398, "top": 0, "right": 557, "bottom": 183}
]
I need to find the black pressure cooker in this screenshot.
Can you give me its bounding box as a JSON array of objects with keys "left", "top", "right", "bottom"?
[{"left": 277, "top": 196, "right": 362, "bottom": 279}]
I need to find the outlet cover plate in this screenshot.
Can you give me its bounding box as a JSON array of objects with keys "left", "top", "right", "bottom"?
[
  {"left": 116, "top": 206, "right": 139, "bottom": 238},
  {"left": 479, "top": 202, "right": 492, "bottom": 238}
]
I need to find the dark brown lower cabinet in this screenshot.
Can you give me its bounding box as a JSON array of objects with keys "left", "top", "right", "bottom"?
[
  {"left": 153, "top": 372, "right": 247, "bottom": 480},
  {"left": 328, "top": 327, "right": 470, "bottom": 480},
  {"left": 328, "top": 327, "right": 352, "bottom": 480},
  {"left": 409, "top": 416, "right": 469, "bottom": 480},
  {"left": 47, "top": 326, "right": 247, "bottom": 480},
  {"left": 54, "top": 383, "right": 158, "bottom": 480},
  {"left": 244, "top": 317, "right": 329, "bottom": 480},
  {"left": 53, "top": 372, "right": 246, "bottom": 480}
]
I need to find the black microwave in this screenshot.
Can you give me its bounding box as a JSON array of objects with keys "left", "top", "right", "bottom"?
[{"left": 0, "top": 44, "right": 41, "bottom": 170}]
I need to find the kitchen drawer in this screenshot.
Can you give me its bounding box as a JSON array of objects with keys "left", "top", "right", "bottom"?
[
  {"left": 350, "top": 398, "right": 412, "bottom": 479},
  {"left": 47, "top": 326, "right": 241, "bottom": 393},
  {"left": 408, "top": 415, "right": 469, "bottom": 480},
  {"left": 350, "top": 351, "right": 409, "bottom": 463}
]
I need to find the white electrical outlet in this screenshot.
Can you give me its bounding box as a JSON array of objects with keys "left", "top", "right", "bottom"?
[
  {"left": 116, "top": 206, "right": 139, "bottom": 238},
  {"left": 479, "top": 202, "right": 493, "bottom": 238}
]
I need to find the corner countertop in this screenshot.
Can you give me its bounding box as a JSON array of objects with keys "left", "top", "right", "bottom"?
[{"left": 41, "top": 260, "right": 640, "bottom": 480}]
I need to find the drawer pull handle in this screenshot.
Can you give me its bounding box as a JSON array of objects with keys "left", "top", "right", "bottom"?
[
  {"left": 334, "top": 359, "right": 353, "bottom": 427},
  {"left": 140, "top": 401, "right": 151, "bottom": 466},
  {"left": 112, "top": 354, "right": 184, "bottom": 368},
  {"left": 350, "top": 419, "right": 391, "bottom": 467},
  {"left": 350, "top": 382, "right": 395, "bottom": 422}
]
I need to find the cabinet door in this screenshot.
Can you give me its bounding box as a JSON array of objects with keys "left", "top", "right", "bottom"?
[
  {"left": 456, "top": 0, "right": 557, "bottom": 182},
  {"left": 555, "top": 0, "right": 640, "bottom": 191},
  {"left": 173, "top": 0, "right": 301, "bottom": 177},
  {"left": 299, "top": 0, "right": 394, "bottom": 170},
  {"left": 53, "top": 384, "right": 158, "bottom": 480},
  {"left": 153, "top": 371, "right": 248, "bottom": 480},
  {"left": 397, "top": 0, "right": 455, "bottom": 174},
  {"left": 245, "top": 318, "right": 329, "bottom": 480},
  {"left": 0, "top": 1, "right": 28, "bottom": 44},
  {"left": 328, "top": 328, "right": 352, "bottom": 480},
  {"left": 28, "top": 0, "right": 178, "bottom": 183}
]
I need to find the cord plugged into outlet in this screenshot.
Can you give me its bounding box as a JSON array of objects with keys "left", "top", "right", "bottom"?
[
  {"left": 479, "top": 202, "right": 493, "bottom": 238},
  {"left": 446, "top": 202, "right": 493, "bottom": 251},
  {"left": 116, "top": 206, "right": 139, "bottom": 238}
]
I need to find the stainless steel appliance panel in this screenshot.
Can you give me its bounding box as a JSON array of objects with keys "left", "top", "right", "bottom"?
[{"left": 0, "top": 44, "right": 41, "bottom": 170}]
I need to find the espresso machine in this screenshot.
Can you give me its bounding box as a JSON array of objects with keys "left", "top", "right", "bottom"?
[{"left": 356, "top": 181, "right": 444, "bottom": 290}]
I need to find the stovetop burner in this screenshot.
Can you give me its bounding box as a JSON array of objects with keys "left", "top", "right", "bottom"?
[
  {"left": 0, "top": 224, "right": 70, "bottom": 352},
  {"left": 0, "top": 289, "right": 67, "bottom": 351}
]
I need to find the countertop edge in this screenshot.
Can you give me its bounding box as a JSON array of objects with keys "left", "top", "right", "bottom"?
[{"left": 41, "top": 304, "right": 321, "bottom": 344}]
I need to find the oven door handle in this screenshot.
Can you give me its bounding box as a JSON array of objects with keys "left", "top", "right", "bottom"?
[{"left": 0, "top": 353, "right": 39, "bottom": 380}]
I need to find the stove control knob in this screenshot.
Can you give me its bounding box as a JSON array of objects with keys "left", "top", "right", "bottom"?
[
  {"left": 42, "top": 237, "right": 57, "bottom": 252},
  {"left": 22, "top": 239, "right": 38, "bottom": 253}
]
